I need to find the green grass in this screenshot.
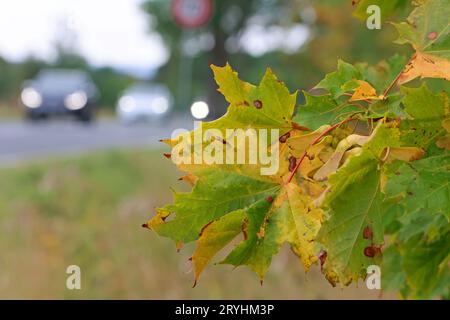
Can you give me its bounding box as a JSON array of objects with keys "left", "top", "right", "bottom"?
[{"left": 0, "top": 149, "right": 393, "bottom": 299}]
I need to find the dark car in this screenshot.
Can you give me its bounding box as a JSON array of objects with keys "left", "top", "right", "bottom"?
[{"left": 20, "top": 69, "right": 98, "bottom": 122}]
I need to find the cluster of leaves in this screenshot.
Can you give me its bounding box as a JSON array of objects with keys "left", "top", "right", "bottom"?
[{"left": 145, "top": 0, "right": 449, "bottom": 299}]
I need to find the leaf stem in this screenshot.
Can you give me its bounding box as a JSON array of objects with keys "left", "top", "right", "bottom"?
[{"left": 286, "top": 117, "right": 355, "bottom": 183}]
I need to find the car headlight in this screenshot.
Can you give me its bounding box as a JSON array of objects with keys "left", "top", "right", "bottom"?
[
  {"left": 118, "top": 96, "right": 136, "bottom": 113},
  {"left": 21, "top": 88, "right": 42, "bottom": 108},
  {"left": 151, "top": 97, "right": 169, "bottom": 114},
  {"left": 191, "top": 101, "right": 209, "bottom": 119},
  {"left": 64, "top": 91, "right": 87, "bottom": 110}
]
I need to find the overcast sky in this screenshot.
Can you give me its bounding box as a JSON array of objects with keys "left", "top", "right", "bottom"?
[
  {"left": 0, "top": 0, "right": 168, "bottom": 74},
  {"left": 0, "top": 0, "right": 311, "bottom": 77}
]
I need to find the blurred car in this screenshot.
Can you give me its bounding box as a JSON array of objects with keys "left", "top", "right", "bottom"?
[
  {"left": 20, "top": 69, "right": 98, "bottom": 122},
  {"left": 116, "top": 83, "right": 172, "bottom": 124}
]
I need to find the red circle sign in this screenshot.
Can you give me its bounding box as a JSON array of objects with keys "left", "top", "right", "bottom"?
[{"left": 171, "top": 0, "right": 213, "bottom": 29}]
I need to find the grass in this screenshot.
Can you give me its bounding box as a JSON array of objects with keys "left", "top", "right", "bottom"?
[{"left": 0, "top": 149, "right": 394, "bottom": 299}]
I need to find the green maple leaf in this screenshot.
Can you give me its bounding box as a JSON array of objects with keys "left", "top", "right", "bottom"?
[
  {"left": 368, "top": 94, "right": 404, "bottom": 118},
  {"left": 294, "top": 92, "right": 360, "bottom": 130},
  {"left": 402, "top": 232, "right": 450, "bottom": 299},
  {"left": 400, "top": 84, "right": 449, "bottom": 148},
  {"left": 355, "top": 54, "right": 407, "bottom": 92},
  {"left": 385, "top": 151, "right": 450, "bottom": 219},
  {"left": 402, "top": 84, "right": 448, "bottom": 120},
  {"left": 381, "top": 246, "right": 408, "bottom": 294},
  {"left": 317, "top": 124, "right": 400, "bottom": 285},
  {"left": 220, "top": 198, "right": 281, "bottom": 280},
  {"left": 319, "top": 166, "right": 383, "bottom": 285},
  {"left": 314, "top": 60, "right": 362, "bottom": 99},
  {"left": 151, "top": 167, "right": 279, "bottom": 243},
  {"left": 192, "top": 209, "right": 246, "bottom": 282}
]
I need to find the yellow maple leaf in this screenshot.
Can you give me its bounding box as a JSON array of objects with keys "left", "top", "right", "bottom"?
[
  {"left": 350, "top": 80, "right": 382, "bottom": 101},
  {"left": 398, "top": 52, "right": 450, "bottom": 85}
]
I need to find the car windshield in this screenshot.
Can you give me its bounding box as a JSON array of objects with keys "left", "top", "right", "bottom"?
[
  {"left": 125, "top": 84, "right": 169, "bottom": 97},
  {"left": 35, "top": 70, "right": 89, "bottom": 92}
]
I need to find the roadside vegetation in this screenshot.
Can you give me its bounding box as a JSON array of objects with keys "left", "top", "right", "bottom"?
[{"left": 0, "top": 149, "right": 388, "bottom": 299}]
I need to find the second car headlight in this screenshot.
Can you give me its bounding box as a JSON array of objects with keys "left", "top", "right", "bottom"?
[
  {"left": 64, "top": 91, "right": 88, "bottom": 110},
  {"left": 151, "top": 96, "right": 169, "bottom": 114}
]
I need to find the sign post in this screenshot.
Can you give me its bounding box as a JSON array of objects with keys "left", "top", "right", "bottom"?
[{"left": 171, "top": 0, "right": 213, "bottom": 111}]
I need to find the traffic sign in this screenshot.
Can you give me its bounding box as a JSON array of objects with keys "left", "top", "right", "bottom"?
[{"left": 171, "top": 0, "right": 213, "bottom": 29}]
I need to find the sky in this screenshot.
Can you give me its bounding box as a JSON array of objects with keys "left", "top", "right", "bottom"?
[
  {"left": 0, "top": 0, "right": 169, "bottom": 75},
  {"left": 0, "top": 0, "right": 311, "bottom": 77}
]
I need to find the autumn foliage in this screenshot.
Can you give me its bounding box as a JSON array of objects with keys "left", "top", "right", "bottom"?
[{"left": 145, "top": 0, "right": 450, "bottom": 299}]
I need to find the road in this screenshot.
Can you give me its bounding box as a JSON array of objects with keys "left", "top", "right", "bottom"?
[{"left": 0, "top": 117, "right": 193, "bottom": 166}]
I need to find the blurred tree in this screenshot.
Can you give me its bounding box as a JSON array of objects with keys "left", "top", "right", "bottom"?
[
  {"left": 141, "top": 0, "right": 414, "bottom": 117},
  {"left": 141, "top": 0, "right": 303, "bottom": 117},
  {"left": 90, "top": 67, "right": 136, "bottom": 109},
  {"left": 0, "top": 56, "right": 48, "bottom": 105}
]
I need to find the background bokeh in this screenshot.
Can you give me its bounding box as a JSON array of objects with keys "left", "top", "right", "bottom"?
[{"left": 0, "top": 0, "right": 413, "bottom": 299}]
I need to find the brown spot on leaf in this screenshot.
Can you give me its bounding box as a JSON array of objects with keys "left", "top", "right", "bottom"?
[
  {"left": 279, "top": 132, "right": 291, "bottom": 143},
  {"left": 289, "top": 156, "right": 297, "bottom": 172},
  {"left": 253, "top": 99, "right": 263, "bottom": 109},
  {"left": 318, "top": 249, "right": 327, "bottom": 271},
  {"left": 141, "top": 223, "right": 149, "bottom": 229},
  {"left": 242, "top": 219, "right": 249, "bottom": 240},
  {"left": 163, "top": 153, "right": 172, "bottom": 159},
  {"left": 407, "top": 191, "right": 414, "bottom": 196},
  {"left": 266, "top": 196, "right": 274, "bottom": 203},
  {"left": 364, "top": 246, "right": 376, "bottom": 258},
  {"left": 364, "top": 245, "right": 382, "bottom": 257},
  {"left": 427, "top": 31, "right": 438, "bottom": 40},
  {"left": 363, "top": 226, "right": 373, "bottom": 240},
  {"left": 236, "top": 101, "right": 250, "bottom": 107}
]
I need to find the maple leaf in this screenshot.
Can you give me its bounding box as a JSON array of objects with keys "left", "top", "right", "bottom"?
[
  {"left": 385, "top": 151, "right": 450, "bottom": 219},
  {"left": 314, "top": 60, "right": 362, "bottom": 99},
  {"left": 220, "top": 182, "right": 324, "bottom": 281},
  {"left": 207, "top": 63, "right": 298, "bottom": 135},
  {"left": 400, "top": 84, "right": 449, "bottom": 148},
  {"left": 402, "top": 232, "right": 450, "bottom": 298},
  {"left": 192, "top": 209, "right": 246, "bottom": 283},
  {"left": 148, "top": 64, "right": 329, "bottom": 282},
  {"left": 149, "top": 167, "right": 279, "bottom": 243},
  {"left": 356, "top": 55, "right": 407, "bottom": 92},
  {"left": 317, "top": 124, "right": 400, "bottom": 285},
  {"left": 294, "top": 93, "right": 360, "bottom": 130},
  {"left": 349, "top": 80, "right": 382, "bottom": 102},
  {"left": 393, "top": 0, "right": 450, "bottom": 84}
]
